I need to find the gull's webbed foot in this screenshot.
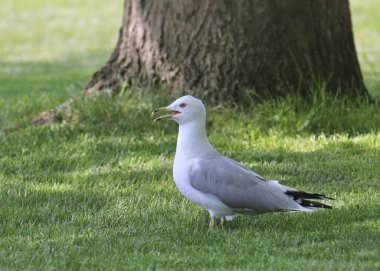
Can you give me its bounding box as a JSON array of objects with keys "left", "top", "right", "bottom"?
[
  {"left": 221, "top": 217, "right": 227, "bottom": 227},
  {"left": 209, "top": 217, "right": 216, "bottom": 229}
]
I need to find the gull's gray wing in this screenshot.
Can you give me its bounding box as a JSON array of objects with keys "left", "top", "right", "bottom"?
[{"left": 189, "top": 157, "right": 301, "bottom": 213}]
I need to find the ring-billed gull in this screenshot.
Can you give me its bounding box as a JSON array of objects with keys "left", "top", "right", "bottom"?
[{"left": 152, "top": 95, "right": 334, "bottom": 228}]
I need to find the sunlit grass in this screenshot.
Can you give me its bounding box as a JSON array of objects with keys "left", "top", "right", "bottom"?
[
  {"left": 0, "top": 0, "right": 123, "bottom": 61},
  {"left": 351, "top": 0, "right": 380, "bottom": 98},
  {"left": 0, "top": 0, "right": 123, "bottom": 129}
]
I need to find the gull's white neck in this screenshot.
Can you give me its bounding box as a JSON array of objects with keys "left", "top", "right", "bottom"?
[{"left": 175, "top": 120, "right": 216, "bottom": 160}]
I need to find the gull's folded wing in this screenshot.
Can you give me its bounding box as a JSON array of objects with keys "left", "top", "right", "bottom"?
[{"left": 189, "top": 157, "right": 304, "bottom": 213}]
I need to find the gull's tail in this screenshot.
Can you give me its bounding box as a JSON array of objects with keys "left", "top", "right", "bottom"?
[{"left": 285, "top": 190, "right": 334, "bottom": 210}]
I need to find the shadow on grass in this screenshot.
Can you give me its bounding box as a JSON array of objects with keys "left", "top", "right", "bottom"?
[
  {"left": 1, "top": 138, "right": 378, "bottom": 270},
  {"left": 1, "top": 89, "right": 379, "bottom": 263},
  {"left": 0, "top": 51, "right": 113, "bottom": 130},
  {"left": 1, "top": 127, "right": 378, "bottom": 231}
]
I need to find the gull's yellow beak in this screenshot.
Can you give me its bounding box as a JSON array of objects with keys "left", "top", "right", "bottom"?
[{"left": 151, "top": 107, "right": 180, "bottom": 122}]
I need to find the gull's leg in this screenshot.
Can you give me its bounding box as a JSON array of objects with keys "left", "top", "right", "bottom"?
[
  {"left": 221, "top": 217, "right": 226, "bottom": 227},
  {"left": 209, "top": 217, "right": 216, "bottom": 229}
]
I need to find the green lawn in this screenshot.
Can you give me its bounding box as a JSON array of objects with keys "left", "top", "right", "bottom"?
[{"left": 0, "top": 1, "right": 379, "bottom": 270}]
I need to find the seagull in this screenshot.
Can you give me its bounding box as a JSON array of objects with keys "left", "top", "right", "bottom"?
[{"left": 152, "top": 95, "right": 334, "bottom": 228}]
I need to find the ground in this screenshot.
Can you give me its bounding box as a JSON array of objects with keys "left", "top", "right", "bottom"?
[{"left": 0, "top": 0, "right": 379, "bottom": 270}]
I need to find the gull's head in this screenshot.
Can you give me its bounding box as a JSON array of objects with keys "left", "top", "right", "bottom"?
[{"left": 152, "top": 95, "right": 206, "bottom": 125}]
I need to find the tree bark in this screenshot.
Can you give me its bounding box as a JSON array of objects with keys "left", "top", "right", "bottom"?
[{"left": 86, "top": 0, "right": 367, "bottom": 102}]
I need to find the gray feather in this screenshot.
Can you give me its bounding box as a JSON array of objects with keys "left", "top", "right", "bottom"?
[{"left": 189, "top": 157, "right": 302, "bottom": 213}]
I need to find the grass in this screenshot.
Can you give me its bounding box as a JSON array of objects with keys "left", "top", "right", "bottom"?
[
  {"left": 351, "top": 0, "right": 380, "bottom": 97},
  {"left": 0, "top": 0, "right": 379, "bottom": 270}
]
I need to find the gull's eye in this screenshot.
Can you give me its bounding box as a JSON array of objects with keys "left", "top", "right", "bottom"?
[{"left": 179, "top": 103, "right": 187, "bottom": 108}]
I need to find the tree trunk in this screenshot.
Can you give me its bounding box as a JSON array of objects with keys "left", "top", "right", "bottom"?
[{"left": 86, "top": 0, "right": 367, "bottom": 102}]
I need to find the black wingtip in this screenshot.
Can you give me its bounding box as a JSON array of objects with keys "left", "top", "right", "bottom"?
[
  {"left": 300, "top": 199, "right": 333, "bottom": 209},
  {"left": 285, "top": 190, "right": 335, "bottom": 201},
  {"left": 285, "top": 190, "right": 334, "bottom": 209}
]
